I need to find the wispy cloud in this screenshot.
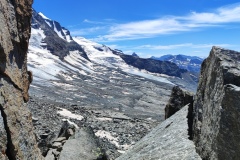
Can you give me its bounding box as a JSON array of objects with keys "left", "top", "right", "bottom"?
[
  {"left": 134, "top": 43, "right": 233, "bottom": 50},
  {"left": 70, "top": 19, "right": 118, "bottom": 36},
  {"left": 83, "top": 19, "right": 105, "bottom": 24},
  {"left": 83, "top": 19, "right": 116, "bottom": 25},
  {"left": 71, "top": 27, "right": 105, "bottom": 36},
  {"left": 93, "top": 3, "right": 240, "bottom": 42}
]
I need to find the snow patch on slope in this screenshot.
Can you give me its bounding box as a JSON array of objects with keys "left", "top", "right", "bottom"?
[
  {"left": 73, "top": 37, "right": 174, "bottom": 84},
  {"left": 28, "top": 28, "right": 93, "bottom": 86},
  {"left": 64, "top": 51, "right": 94, "bottom": 73},
  {"left": 62, "top": 28, "right": 72, "bottom": 42},
  {"left": 73, "top": 37, "right": 125, "bottom": 68},
  {"left": 58, "top": 108, "right": 84, "bottom": 121},
  {"left": 38, "top": 12, "right": 72, "bottom": 43},
  {"left": 38, "top": 12, "right": 50, "bottom": 20},
  {"left": 53, "top": 22, "right": 65, "bottom": 40}
]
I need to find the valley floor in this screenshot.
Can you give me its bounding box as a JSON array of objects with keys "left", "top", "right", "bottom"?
[{"left": 28, "top": 95, "right": 164, "bottom": 159}]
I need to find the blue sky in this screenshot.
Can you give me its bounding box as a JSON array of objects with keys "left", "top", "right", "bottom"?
[{"left": 33, "top": 0, "right": 240, "bottom": 58}]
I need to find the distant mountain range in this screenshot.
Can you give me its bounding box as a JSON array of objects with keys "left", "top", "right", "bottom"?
[
  {"left": 29, "top": 10, "right": 198, "bottom": 86},
  {"left": 151, "top": 54, "right": 204, "bottom": 73}
]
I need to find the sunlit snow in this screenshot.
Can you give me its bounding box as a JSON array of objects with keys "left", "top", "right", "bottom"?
[{"left": 38, "top": 12, "right": 50, "bottom": 20}]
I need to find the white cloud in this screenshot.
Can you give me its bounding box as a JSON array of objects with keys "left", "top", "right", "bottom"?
[
  {"left": 83, "top": 19, "right": 104, "bottom": 24},
  {"left": 71, "top": 27, "right": 105, "bottom": 36},
  {"left": 187, "top": 4, "right": 240, "bottom": 24},
  {"left": 134, "top": 43, "right": 233, "bottom": 50},
  {"left": 94, "top": 3, "right": 240, "bottom": 42}
]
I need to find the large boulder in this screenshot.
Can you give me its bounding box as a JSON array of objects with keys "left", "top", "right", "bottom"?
[
  {"left": 165, "top": 86, "right": 193, "bottom": 119},
  {"left": 193, "top": 46, "right": 240, "bottom": 159},
  {"left": 116, "top": 105, "right": 201, "bottom": 160},
  {"left": 59, "top": 127, "right": 107, "bottom": 160},
  {"left": 0, "top": 0, "right": 43, "bottom": 159}
]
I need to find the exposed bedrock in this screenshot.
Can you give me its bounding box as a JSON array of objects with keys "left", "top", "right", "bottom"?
[
  {"left": 0, "top": 0, "right": 43, "bottom": 159},
  {"left": 165, "top": 86, "right": 193, "bottom": 119},
  {"left": 116, "top": 105, "right": 201, "bottom": 160},
  {"left": 59, "top": 127, "right": 107, "bottom": 160},
  {"left": 193, "top": 46, "right": 240, "bottom": 160}
]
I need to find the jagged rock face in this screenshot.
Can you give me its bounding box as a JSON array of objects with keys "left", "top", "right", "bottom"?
[
  {"left": 0, "top": 0, "right": 43, "bottom": 159},
  {"left": 193, "top": 46, "right": 240, "bottom": 159},
  {"left": 116, "top": 105, "right": 201, "bottom": 160},
  {"left": 0, "top": 0, "right": 32, "bottom": 102},
  {"left": 165, "top": 86, "right": 193, "bottom": 119}
]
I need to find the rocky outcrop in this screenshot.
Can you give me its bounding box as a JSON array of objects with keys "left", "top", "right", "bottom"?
[
  {"left": 59, "top": 127, "right": 107, "bottom": 160},
  {"left": 193, "top": 46, "right": 240, "bottom": 159},
  {"left": 0, "top": 0, "right": 43, "bottom": 159},
  {"left": 116, "top": 105, "right": 201, "bottom": 160},
  {"left": 165, "top": 86, "right": 193, "bottom": 119},
  {"left": 44, "top": 120, "right": 77, "bottom": 159}
]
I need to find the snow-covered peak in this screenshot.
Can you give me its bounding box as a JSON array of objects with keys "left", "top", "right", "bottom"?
[
  {"left": 38, "top": 12, "right": 51, "bottom": 20},
  {"left": 35, "top": 11, "right": 73, "bottom": 43}
]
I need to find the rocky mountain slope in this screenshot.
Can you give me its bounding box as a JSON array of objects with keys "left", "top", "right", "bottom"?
[
  {"left": 27, "top": 11, "right": 196, "bottom": 159},
  {"left": 0, "top": 0, "right": 43, "bottom": 159},
  {"left": 119, "top": 54, "right": 187, "bottom": 77},
  {"left": 26, "top": 10, "right": 202, "bottom": 159},
  {"left": 118, "top": 46, "right": 240, "bottom": 160},
  {"left": 152, "top": 54, "right": 204, "bottom": 73}
]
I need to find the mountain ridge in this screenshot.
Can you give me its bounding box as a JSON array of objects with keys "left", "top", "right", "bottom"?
[{"left": 151, "top": 54, "right": 204, "bottom": 73}]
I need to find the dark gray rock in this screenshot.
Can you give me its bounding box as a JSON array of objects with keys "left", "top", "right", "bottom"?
[
  {"left": 165, "top": 86, "right": 193, "bottom": 119},
  {"left": 119, "top": 54, "right": 187, "bottom": 77},
  {"left": 58, "top": 120, "right": 76, "bottom": 139},
  {"left": 54, "top": 137, "right": 66, "bottom": 142},
  {"left": 59, "top": 127, "right": 107, "bottom": 160},
  {"left": 116, "top": 105, "right": 201, "bottom": 160},
  {"left": 45, "top": 149, "right": 55, "bottom": 160},
  {"left": 193, "top": 46, "right": 240, "bottom": 159}
]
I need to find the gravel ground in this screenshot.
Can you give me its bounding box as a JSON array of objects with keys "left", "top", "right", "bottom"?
[{"left": 28, "top": 96, "right": 161, "bottom": 159}]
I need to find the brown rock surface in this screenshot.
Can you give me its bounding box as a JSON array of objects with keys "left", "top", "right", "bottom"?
[
  {"left": 0, "top": 0, "right": 43, "bottom": 159},
  {"left": 0, "top": 0, "right": 32, "bottom": 102},
  {"left": 193, "top": 46, "right": 240, "bottom": 159}
]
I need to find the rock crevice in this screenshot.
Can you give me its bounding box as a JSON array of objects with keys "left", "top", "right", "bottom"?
[{"left": 0, "top": 103, "right": 16, "bottom": 160}]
